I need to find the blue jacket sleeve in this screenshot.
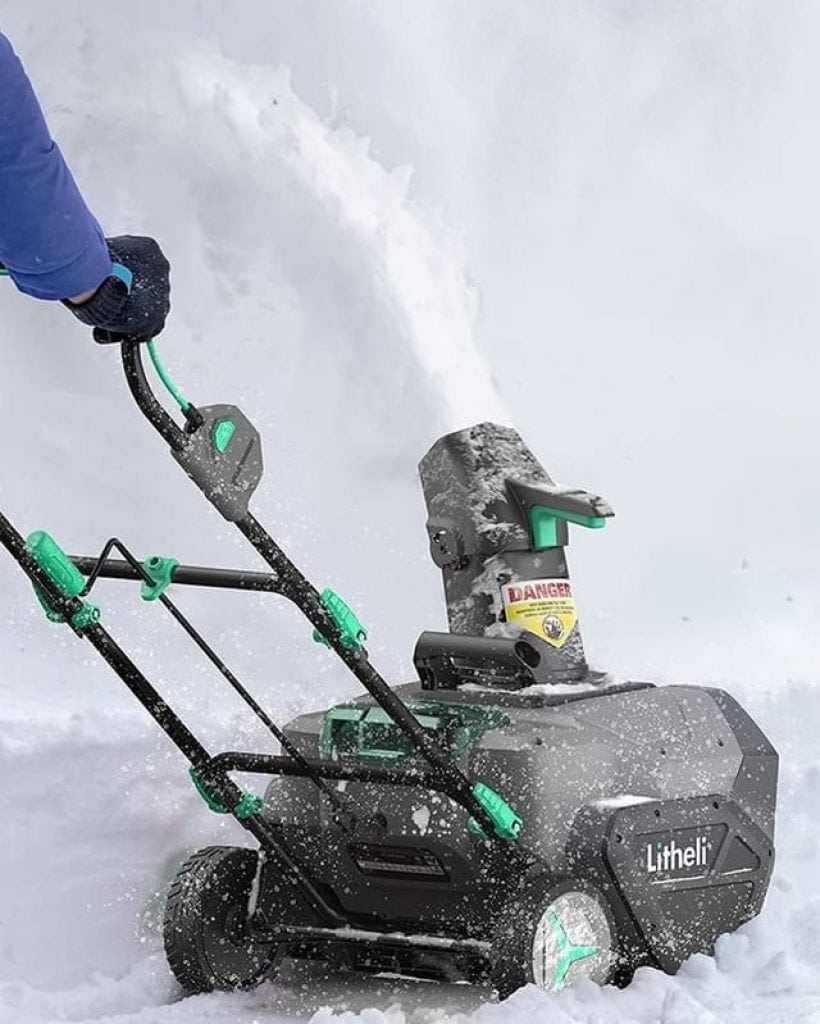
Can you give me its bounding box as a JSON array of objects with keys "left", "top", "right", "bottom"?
[{"left": 0, "top": 31, "right": 111, "bottom": 300}]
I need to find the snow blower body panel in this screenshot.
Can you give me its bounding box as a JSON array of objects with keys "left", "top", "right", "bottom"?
[{"left": 262, "top": 680, "right": 775, "bottom": 980}]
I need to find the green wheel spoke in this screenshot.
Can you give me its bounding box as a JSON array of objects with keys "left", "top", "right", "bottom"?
[{"left": 547, "top": 910, "right": 599, "bottom": 990}]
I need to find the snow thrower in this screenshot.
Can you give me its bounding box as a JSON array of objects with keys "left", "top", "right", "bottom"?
[{"left": 0, "top": 341, "right": 777, "bottom": 997}]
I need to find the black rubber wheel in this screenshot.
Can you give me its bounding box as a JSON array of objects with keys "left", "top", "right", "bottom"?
[
  {"left": 490, "top": 877, "right": 616, "bottom": 1000},
  {"left": 163, "top": 846, "right": 278, "bottom": 993}
]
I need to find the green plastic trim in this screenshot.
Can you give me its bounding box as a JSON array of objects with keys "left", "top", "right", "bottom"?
[
  {"left": 26, "top": 531, "right": 100, "bottom": 629},
  {"left": 548, "top": 909, "right": 599, "bottom": 989},
  {"left": 529, "top": 505, "right": 607, "bottom": 551},
  {"left": 320, "top": 701, "right": 509, "bottom": 766},
  {"left": 234, "top": 792, "right": 264, "bottom": 819},
  {"left": 213, "top": 418, "right": 236, "bottom": 454},
  {"left": 189, "top": 768, "right": 263, "bottom": 819},
  {"left": 147, "top": 340, "right": 192, "bottom": 413},
  {"left": 313, "top": 588, "right": 367, "bottom": 651},
  {"left": 27, "top": 531, "right": 85, "bottom": 598},
  {"left": 468, "top": 781, "right": 523, "bottom": 841},
  {"left": 140, "top": 555, "right": 179, "bottom": 601},
  {"left": 70, "top": 603, "right": 101, "bottom": 629},
  {"left": 190, "top": 768, "right": 229, "bottom": 813}
]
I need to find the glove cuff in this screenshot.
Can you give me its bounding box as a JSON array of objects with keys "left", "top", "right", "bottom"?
[{"left": 63, "top": 269, "right": 130, "bottom": 327}]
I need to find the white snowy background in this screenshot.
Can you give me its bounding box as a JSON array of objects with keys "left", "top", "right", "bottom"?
[{"left": 1, "top": 2, "right": 819, "bottom": 1022}]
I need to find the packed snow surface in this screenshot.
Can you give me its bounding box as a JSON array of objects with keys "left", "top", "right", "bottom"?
[{"left": 2, "top": 2, "right": 820, "bottom": 1023}]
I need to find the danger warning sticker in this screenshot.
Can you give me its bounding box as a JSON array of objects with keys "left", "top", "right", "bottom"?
[{"left": 501, "top": 578, "right": 578, "bottom": 648}]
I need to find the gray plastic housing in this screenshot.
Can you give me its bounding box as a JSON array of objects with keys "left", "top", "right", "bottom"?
[
  {"left": 172, "top": 404, "right": 263, "bottom": 522},
  {"left": 261, "top": 681, "right": 777, "bottom": 981},
  {"left": 419, "top": 422, "right": 612, "bottom": 684}
]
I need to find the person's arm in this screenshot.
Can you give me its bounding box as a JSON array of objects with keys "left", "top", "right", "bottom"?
[
  {"left": 0, "top": 31, "right": 111, "bottom": 301},
  {"left": 0, "top": 31, "right": 171, "bottom": 342}
]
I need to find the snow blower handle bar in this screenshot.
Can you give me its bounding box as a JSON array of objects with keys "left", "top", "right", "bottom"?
[
  {"left": 0, "top": 261, "right": 519, "bottom": 841},
  {"left": 0, "top": 509, "right": 354, "bottom": 924},
  {"left": 120, "top": 341, "right": 522, "bottom": 843},
  {"left": 69, "top": 555, "right": 280, "bottom": 594}
]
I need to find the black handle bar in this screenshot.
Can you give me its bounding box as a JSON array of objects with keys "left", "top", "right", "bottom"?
[{"left": 118, "top": 342, "right": 521, "bottom": 846}]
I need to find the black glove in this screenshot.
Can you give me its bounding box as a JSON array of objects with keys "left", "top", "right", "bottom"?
[{"left": 65, "top": 235, "right": 170, "bottom": 344}]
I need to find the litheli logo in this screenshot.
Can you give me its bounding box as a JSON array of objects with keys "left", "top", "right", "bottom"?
[{"left": 646, "top": 835, "right": 709, "bottom": 874}]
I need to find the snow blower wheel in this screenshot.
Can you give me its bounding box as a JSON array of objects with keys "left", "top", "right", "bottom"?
[
  {"left": 163, "top": 846, "right": 277, "bottom": 993},
  {"left": 0, "top": 341, "right": 778, "bottom": 1002},
  {"left": 490, "top": 878, "right": 615, "bottom": 998}
]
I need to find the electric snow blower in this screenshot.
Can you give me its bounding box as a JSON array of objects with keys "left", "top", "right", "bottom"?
[{"left": 0, "top": 342, "right": 777, "bottom": 997}]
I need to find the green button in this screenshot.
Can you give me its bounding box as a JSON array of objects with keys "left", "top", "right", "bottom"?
[{"left": 213, "top": 419, "right": 236, "bottom": 454}]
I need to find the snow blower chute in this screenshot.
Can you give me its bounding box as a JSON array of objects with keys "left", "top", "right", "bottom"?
[{"left": 0, "top": 340, "right": 777, "bottom": 997}]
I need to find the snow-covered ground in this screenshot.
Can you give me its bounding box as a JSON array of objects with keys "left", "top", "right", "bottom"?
[
  {"left": 2, "top": 685, "right": 819, "bottom": 1024},
  {"left": 1, "top": 2, "right": 819, "bottom": 1022}
]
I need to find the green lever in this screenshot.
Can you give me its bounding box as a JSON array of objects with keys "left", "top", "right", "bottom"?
[
  {"left": 529, "top": 506, "right": 607, "bottom": 550},
  {"left": 146, "top": 340, "right": 192, "bottom": 413},
  {"left": 508, "top": 480, "right": 614, "bottom": 551},
  {"left": 26, "top": 530, "right": 100, "bottom": 628}
]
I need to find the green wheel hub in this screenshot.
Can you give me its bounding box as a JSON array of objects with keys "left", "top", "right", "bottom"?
[{"left": 531, "top": 890, "right": 612, "bottom": 991}]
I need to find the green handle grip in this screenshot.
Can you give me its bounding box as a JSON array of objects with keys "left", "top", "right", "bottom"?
[
  {"left": 25, "top": 530, "right": 99, "bottom": 628},
  {"left": 26, "top": 531, "right": 86, "bottom": 599}
]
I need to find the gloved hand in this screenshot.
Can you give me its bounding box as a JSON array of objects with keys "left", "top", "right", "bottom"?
[{"left": 64, "top": 235, "right": 170, "bottom": 344}]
